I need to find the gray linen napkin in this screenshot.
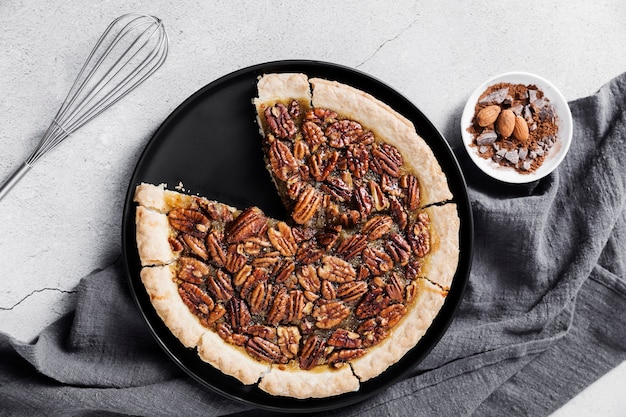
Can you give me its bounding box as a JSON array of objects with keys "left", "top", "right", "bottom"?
[{"left": 1, "top": 71, "right": 625, "bottom": 417}]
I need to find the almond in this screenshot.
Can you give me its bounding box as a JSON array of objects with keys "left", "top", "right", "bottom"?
[
  {"left": 496, "top": 109, "right": 515, "bottom": 138},
  {"left": 476, "top": 105, "right": 501, "bottom": 127},
  {"left": 512, "top": 116, "right": 529, "bottom": 142}
]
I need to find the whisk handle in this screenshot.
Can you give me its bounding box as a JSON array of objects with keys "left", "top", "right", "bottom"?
[{"left": 0, "top": 162, "right": 32, "bottom": 202}]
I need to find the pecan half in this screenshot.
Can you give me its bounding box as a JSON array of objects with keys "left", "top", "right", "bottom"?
[
  {"left": 328, "top": 348, "right": 366, "bottom": 368},
  {"left": 305, "top": 108, "right": 338, "bottom": 126},
  {"left": 247, "top": 280, "right": 273, "bottom": 314},
  {"left": 245, "top": 325, "right": 276, "bottom": 340},
  {"left": 286, "top": 290, "right": 305, "bottom": 323},
  {"left": 226, "top": 207, "right": 268, "bottom": 244},
  {"left": 400, "top": 174, "right": 420, "bottom": 210},
  {"left": 206, "top": 269, "right": 234, "bottom": 301},
  {"left": 297, "top": 264, "right": 321, "bottom": 293},
  {"left": 267, "top": 287, "right": 290, "bottom": 326},
  {"left": 371, "top": 143, "right": 403, "bottom": 177},
  {"left": 362, "top": 246, "right": 394, "bottom": 276},
  {"left": 224, "top": 244, "right": 247, "bottom": 273},
  {"left": 378, "top": 303, "right": 407, "bottom": 330},
  {"left": 299, "top": 335, "right": 327, "bottom": 370},
  {"left": 273, "top": 259, "right": 295, "bottom": 284},
  {"left": 355, "top": 287, "right": 390, "bottom": 319},
  {"left": 321, "top": 176, "right": 352, "bottom": 202},
  {"left": 318, "top": 255, "right": 357, "bottom": 283},
  {"left": 264, "top": 103, "right": 296, "bottom": 139},
  {"left": 267, "top": 221, "right": 297, "bottom": 257},
  {"left": 293, "top": 139, "right": 310, "bottom": 160},
  {"left": 345, "top": 143, "right": 369, "bottom": 178},
  {"left": 291, "top": 185, "right": 322, "bottom": 225},
  {"left": 362, "top": 215, "right": 394, "bottom": 241},
  {"left": 178, "top": 282, "right": 215, "bottom": 319},
  {"left": 389, "top": 196, "right": 408, "bottom": 230},
  {"left": 269, "top": 138, "right": 299, "bottom": 181},
  {"left": 227, "top": 298, "right": 251, "bottom": 331},
  {"left": 295, "top": 240, "right": 325, "bottom": 264},
  {"left": 277, "top": 326, "right": 301, "bottom": 359},
  {"left": 181, "top": 234, "right": 208, "bottom": 260},
  {"left": 335, "top": 234, "right": 367, "bottom": 260},
  {"left": 312, "top": 300, "right": 350, "bottom": 329},
  {"left": 309, "top": 148, "right": 338, "bottom": 182},
  {"left": 336, "top": 281, "right": 368, "bottom": 303},
  {"left": 339, "top": 210, "right": 361, "bottom": 228},
  {"left": 206, "top": 230, "right": 227, "bottom": 267},
  {"left": 178, "top": 257, "right": 209, "bottom": 284},
  {"left": 321, "top": 280, "right": 337, "bottom": 300},
  {"left": 354, "top": 185, "right": 373, "bottom": 217},
  {"left": 408, "top": 213, "right": 430, "bottom": 257},
  {"left": 385, "top": 272, "right": 405, "bottom": 302},
  {"left": 406, "top": 258, "right": 421, "bottom": 281},
  {"left": 251, "top": 250, "right": 282, "bottom": 269},
  {"left": 198, "top": 200, "right": 234, "bottom": 223},
  {"left": 357, "top": 318, "right": 388, "bottom": 347},
  {"left": 216, "top": 322, "right": 248, "bottom": 346},
  {"left": 315, "top": 225, "right": 342, "bottom": 250},
  {"left": 302, "top": 121, "right": 326, "bottom": 152},
  {"left": 240, "top": 267, "right": 268, "bottom": 299},
  {"left": 326, "top": 119, "right": 363, "bottom": 148},
  {"left": 385, "top": 233, "right": 411, "bottom": 266},
  {"left": 368, "top": 180, "right": 389, "bottom": 212},
  {"left": 327, "top": 328, "right": 362, "bottom": 348},
  {"left": 233, "top": 264, "right": 253, "bottom": 287},
  {"left": 381, "top": 174, "right": 402, "bottom": 197},
  {"left": 246, "top": 336, "right": 288, "bottom": 364},
  {"left": 168, "top": 209, "right": 210, "bottom": 237}
]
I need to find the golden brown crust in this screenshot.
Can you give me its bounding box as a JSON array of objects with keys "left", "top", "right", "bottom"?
[
  {"left": 421, "top": 204, "right": 460, "bottom": 289},
  {"left": 140, "top": 265, "right": 206, "bottom": 348},
  {"left": 135, "top": 206, "right": 179, "bottom": 266},
  {"left": 198, "top": 331, "right": 270, "bottom": 385},
  {"left": 309, "top": 77, "right": 453, "bottom": 207},
  {"left": 258, "top": 365, "right": 359, "bottom": 399},
  {"left": 349, "top": 278, "right": 446, "bottom": 381}
]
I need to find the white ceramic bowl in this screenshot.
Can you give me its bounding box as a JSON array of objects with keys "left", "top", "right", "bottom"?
[{"left": 460, "top": 72, "right": 573, "bottom": 184}]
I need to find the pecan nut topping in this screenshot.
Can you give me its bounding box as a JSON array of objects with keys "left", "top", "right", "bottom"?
[
  {"left": 408, "top": 212, "right": 431, "bottom": 257},
  {"left": 182, "top": 234, "right": 208, "bottom": 260},
  {"left": 385, "top": 233, "right": 411, "bottom": 266},
  {"left": 371, "top": 143, "right": 403, "bottom": 177},
  {"left": 327, "top": 328, "right": 362, "bottom": 348},
  {"left": 291, "top": 185, "right": 322, "bottom": 225},
  {"left": 227, "top": 298, "right": 251, "bottom": 331},
  {"left": 264, "top": 103, "right": 297, "bottom": 140},
  {"left": 206, "top": 230, "right": 227, "bottom": 267},
  {"left": 327, "top": 348, "right": 366, "bottom": 368},
  {"left": 178, "top": 256, "right": 210, "bottom": 284},
  {"left": 178, "top": 282, "right": 215, "bottom": 318},
  {"left": 168, "top": 208, "right": 210, "bottom": 237},
  {"left": 299, "top": 335, "right": 326, "bottom": 370},
  {"left": 308, "top": 148, "right": 338, "bottom": 181},
  {"left": 362, "top": 246, "right": 394, "bottom": 276},
  {"left": 362, "top": 215, "right": 394, "bottom": 241},
  {"left": 302, "top": 121, "right": 326, "bottom": 152},
  {"left": 400, "top": 174, "right": 421, "bottom": 210},
  {"left": 206, "top": 269, "right": 234, "bottom": 301},
  {"left": 312, "top": 300, "right": 350, "bottom": 329},
  {"left": 277, "top": 326, "right": 301, "bottom": 359},
  {"left": 318, "top": 255, "right": 357, "bottom": 283},
  {"left": 226, "top": 207, "right": 268, "bottom": 244},
  {"left": 335, "top": 234, "right": 367, "bottom": 260},
  {"left": 246, "top": 336, "right": 289, "bottom": 364},
  {"left": 345, "top": 143, "right": 369, "bottom": 178},
  {"left": 336, "top": 281, "right": 368, "bottom": 303},
  {"left": 267, "top": 221, "right": 298, "bottom": 257},
  {"left": 355, "top": 287, "right": 390, "bottom": 320},
  {"left": 269, "top": 138, "right": 299, "bottom": 182}
]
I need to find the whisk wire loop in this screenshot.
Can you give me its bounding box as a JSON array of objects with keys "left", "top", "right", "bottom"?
[{"left": 1, "top": 13, "right": 168, "bottom": 201}]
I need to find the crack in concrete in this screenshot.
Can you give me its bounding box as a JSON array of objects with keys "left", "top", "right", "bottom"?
[
  {"left": 355, "top": 17, "right": 419, "bottom": 69},
  {"left": 0, "top": 287, "right": 77, "bottom": 311}
]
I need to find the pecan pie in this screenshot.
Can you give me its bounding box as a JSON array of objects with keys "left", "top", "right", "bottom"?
[{"left": 134, "top": 73, "right": 460, "bottom": 399}]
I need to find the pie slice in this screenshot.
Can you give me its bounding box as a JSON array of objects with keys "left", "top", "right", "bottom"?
[{"left": 134, "top": 73, "right": 460, "bottom": 399}]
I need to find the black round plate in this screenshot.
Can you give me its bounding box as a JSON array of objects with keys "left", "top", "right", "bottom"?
[{"left": 121, "top": 60, "right": 473, "bottom": 413}]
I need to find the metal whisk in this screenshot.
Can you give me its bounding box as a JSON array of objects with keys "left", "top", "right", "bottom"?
[{"left": 0, "top": 13, "right": 168, "bottom": 201}]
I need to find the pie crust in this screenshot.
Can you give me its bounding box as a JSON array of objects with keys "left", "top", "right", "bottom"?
[{"left": 134, "top": 73, "right": 460, "bottom": 399}]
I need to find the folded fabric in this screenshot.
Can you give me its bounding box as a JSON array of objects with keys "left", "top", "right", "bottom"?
[{"left": 1, "top": 72, "right": 625, "bottom": 417}]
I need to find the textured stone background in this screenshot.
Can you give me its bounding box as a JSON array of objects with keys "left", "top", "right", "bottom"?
[{"left": 0, "top": 1, "right": 624, "bottom": 415}]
